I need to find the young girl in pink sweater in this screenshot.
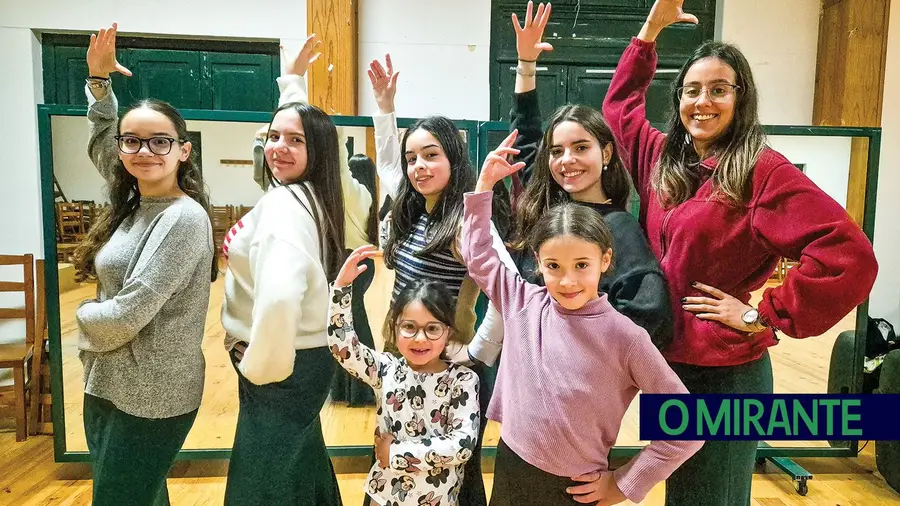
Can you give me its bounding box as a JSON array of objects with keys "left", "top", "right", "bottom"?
[{"left": 460, "top": 131, "right": 703, "bottom": 505}]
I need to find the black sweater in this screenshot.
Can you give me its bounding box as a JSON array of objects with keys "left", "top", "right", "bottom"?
[{"left": 507, "top": 89, "right": 674, "bottom": 350}]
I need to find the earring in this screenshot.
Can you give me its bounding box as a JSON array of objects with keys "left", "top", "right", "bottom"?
[{"left": 602, "top": 164, "right": 608, "bottom": 171}]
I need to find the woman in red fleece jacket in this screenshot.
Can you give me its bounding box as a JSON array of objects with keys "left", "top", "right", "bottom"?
[{"left": 602, "top": 1, "right": 879, "bottom": 505}]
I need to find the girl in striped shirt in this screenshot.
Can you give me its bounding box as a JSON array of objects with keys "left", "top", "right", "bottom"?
[
  {"left": 460, "top": 131, "right": 704, "bottom": 506},
  {"left": 367, "top": 54, "right": 518, "bottom": 506}
]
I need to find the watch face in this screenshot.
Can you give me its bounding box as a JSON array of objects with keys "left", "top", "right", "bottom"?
[{"left": 743, "top": 309, "right": 759, "bottom": 324}]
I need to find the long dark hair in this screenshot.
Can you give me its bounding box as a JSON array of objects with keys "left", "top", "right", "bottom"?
[
  {"left": 527, "top": 201, "right": 615, "bottom": 273},
  {"left": 266, "top": 102, "right": 346, "bottom": 281},
  {"left": 73, "top": 99, "right": 219, "bottom": 282},
  {"left": 385, "top": 279, "right": 462, "bottom": 349},
  {"left": 383, "top": 116, "right": 476, "bottom": 267},
  {"left": 654, "top": 41, "right": 766, "bottom": 207},
  {"left": 348, "top": 154, "right": 379, "bottom": 245},
  {"left": 511, "top": 104, "right": 630, "bottom": 250}
]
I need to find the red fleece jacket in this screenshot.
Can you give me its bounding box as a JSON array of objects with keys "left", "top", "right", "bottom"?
[{"left": 602, "top": 37, "right": 878, "bottom": 367}]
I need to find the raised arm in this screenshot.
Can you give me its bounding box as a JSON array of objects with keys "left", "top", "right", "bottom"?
[
  {"left": 77, "top": 204, "right": 213, "bottom": 353},
  {"left": 389, "top": 368, "right": 480, "bottom": 471},
  {"left": 601, "top": 0, "right": 698, "bottom": 191},
  {"left": 461, "top": 131, "right": 540, "bottom": 316},
  {"left": 510, "top": 1, "right": 553, "bottom": 185},
  {"left": 456, "top": 220, "right": 521, "bottom": 367},
  {"left": 327, "top": 246, "right": 394, "bottom": 389},
  {"left": 368, "top": 55, "right": 405, "bottom": 199},
  {"left": 85, "top": 23, "right": 133, "bottom": 182},
  {"left": 277, "top": 36, "right": 373, "bottom": 244}
]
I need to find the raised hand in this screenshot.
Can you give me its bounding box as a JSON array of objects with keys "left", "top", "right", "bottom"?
[
  {"left": 367, "top": 54, "right": 399, "bottom": 114},
  {"left": 475, "top": 129, "right": 527, "bottom": 194},
  {"left": 335, "top": 245, "right": 379, "bottom": 289},
  {"left": 283, "top": 34, "right": 323, "bottom": 77},
  {"left": 512, "top": 1, "right": 554, "bottom": 62},
  {"left": 87, "top": 22, "right": 132, "bottom": 78},
  {"left": 640, "top": 0, "right": 699, "bottom": 41}
]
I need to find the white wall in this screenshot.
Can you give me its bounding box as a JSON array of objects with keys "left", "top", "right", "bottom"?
[
  {"left": 357, "top": 0, "right": 492, "bottom": 120},
  {"left": 870, "top": 3, "right": 900, "bottom": 324},
  {"left": 0, "top": 0, "right": 311, "bottom": 261},
  {"left": 719, "top": 0, "right": 820, "bottom": 125},
  {"left": 767, "top": 136, "right": 852, "bottom": 208},
  {"left": 186, "top": 120, "right": 268, "bottom": 206}
]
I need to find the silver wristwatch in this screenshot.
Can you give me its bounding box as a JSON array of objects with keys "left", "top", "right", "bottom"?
[{"left": 741, "top": 308, "right": 768, "bottom": 333}]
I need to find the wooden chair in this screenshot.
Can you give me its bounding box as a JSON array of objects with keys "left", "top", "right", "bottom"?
[
  {"left": 56, "top": 203, "right": 88, "bottom": 263},
  {"left": 29, "top": 260, "right": 49, "bottom": 435},
  {"left": 73, "top": 200, "right": 98, "bottom": 233},
  {"left": 0, "top": 254, "right": 36, "bottom": 441},
  {"left": 236, "top": 205, "right": 254, "bottom": 221},
  {"left": 211, "top": 205, "right": 235, "bottom": 253},
  {"left": 56, "top": 202, "right": 86, "bottom": 243}
]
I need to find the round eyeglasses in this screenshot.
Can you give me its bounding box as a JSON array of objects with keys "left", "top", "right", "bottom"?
[
  {"left": 676, "top": 83, "right": 740, "bottom": 103},
  {"left": 396, "top": 321, "right": 449, "bottom": 341},
  {"left": 115, "top": 135, "right": 184, "bottom": 156}
]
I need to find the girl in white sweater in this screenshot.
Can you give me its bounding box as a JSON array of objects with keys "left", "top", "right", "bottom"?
[{"left": 219, "top": 35, "right": 365, "bottom": 506}]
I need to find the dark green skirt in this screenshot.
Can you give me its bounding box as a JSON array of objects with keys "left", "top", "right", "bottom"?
[
  {"left": 225, "top": 346, "right": 342, "bottom": 506},
  {"left": 664, "top": 351, "right": 774, "bottom": 506},
  {"left": 83, "top": 393, "right": 196, "bottom": 506}
]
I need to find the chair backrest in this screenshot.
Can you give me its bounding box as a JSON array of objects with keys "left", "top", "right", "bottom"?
[
  {"left": 34, "top": 259, "right": 46, "bottom": 342},
  {"left": 56, "top": 202, "right": 87, "bottom": 242},
  {"left": 0, "top": 254, "right": 36, "bottom": 347}
]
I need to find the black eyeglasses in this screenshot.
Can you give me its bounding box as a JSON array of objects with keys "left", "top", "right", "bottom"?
[
  {"left": 676, "top": 83, "right": 740, "bottom": 103},
  {"left": 396, "top": 320, "right": 449, "bottom": 341},
  {"left": 115, "top": 135, "right": 184, "bottom": 155}
]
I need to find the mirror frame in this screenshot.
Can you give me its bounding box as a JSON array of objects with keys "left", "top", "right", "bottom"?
[
  {"left": 39, "top": 103, "right": 881, "bottom": 462},
  {"left": 37, "top": 104, "right": 478, "bottom": 462}
]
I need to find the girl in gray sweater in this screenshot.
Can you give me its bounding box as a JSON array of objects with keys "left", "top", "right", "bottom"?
[{"left": 73, "top": 23, "right": 216, "bottom": 506}]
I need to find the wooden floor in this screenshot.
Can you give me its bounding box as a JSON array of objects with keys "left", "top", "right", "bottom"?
[
  {"left": 0, "top": 430, "right": 897, "bottom": 505},
  {"left": 1, "top": 258, "right": 895, "bottom": 504},
  {"left": 55, "top": 258, "right": 856, "bottom": 453}
]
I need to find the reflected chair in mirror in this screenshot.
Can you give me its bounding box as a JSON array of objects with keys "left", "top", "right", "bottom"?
[
  {"left": 211, "top": 205, "right": 235, "bottom": 255},
  {"left": 55, "top": 202, "right": 87, "bottom": 263},
  {"left": 0, "top": 254, "right": 37, "bottom": 441}
]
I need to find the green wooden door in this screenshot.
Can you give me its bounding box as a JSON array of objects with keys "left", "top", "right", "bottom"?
[
  {"left": 51, "top": 46, "right": 89, "bottom": 106},
  {"left": 566, "top": 65, "right": 677, "bottom": 127},
  {"left": 49, "top": 46, "right": 131, "bottom": 106},
  {"left": 128, "top": 49, "right": 202, "bottom": 109},
  {"left": 202, "top": 53, "right": 275, "bottom": 111},
  {"left": 495, "top": 63, "right": 567, "bottom": 121}
]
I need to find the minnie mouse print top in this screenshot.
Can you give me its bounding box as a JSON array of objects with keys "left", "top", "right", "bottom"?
[{"left": 327, "top": 284, "right": 480, "bottom": 506}]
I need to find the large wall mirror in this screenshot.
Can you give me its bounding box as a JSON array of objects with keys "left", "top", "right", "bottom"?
[
  {"left": 38, "top": 105, "right": 480, "bottom": 460},
  {"left": 39, "top": 106, "right": 878, "bottom": 462}
]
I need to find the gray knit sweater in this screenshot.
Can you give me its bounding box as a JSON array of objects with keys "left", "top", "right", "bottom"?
[{"left": 76, "top": 86, "right": 214, "bottom": 419}]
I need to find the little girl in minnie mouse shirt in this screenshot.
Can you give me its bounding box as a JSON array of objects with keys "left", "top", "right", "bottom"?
[{"left": 327, "top": 245, "right": 480, "bottom": 506}]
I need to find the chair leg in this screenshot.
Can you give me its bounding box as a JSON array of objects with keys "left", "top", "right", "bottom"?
[
  {"left": 28, "top": 345, "right": 44, "bottom": 436},
  {"left": 13, "top": 366, "right": 27, "bottom": 442}
]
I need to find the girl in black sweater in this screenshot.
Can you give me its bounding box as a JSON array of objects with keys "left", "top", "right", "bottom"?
[{"left": 468, "top": 1, "right": 672, "bottom": 366}]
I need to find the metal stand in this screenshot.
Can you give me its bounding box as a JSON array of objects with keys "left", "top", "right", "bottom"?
[{"left": 756, "top": 442, "right": 812, "bottom": 496}]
